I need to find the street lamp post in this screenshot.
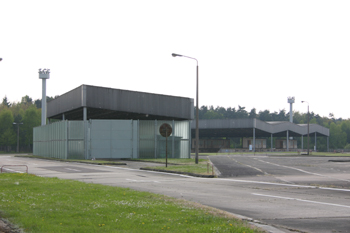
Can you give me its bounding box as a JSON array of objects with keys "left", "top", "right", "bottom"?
[
  {"left": 301, "top": 101, "right": 309, "bottom": 155},
  {"left": 13, "top": 122, "right": 23, "bottom": 153},
  {"left": 172, "top": 53, "right": 199, "bottom": 164}
]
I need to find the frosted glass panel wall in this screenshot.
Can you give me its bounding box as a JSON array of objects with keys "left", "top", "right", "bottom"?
[
  {"left": 139, "top": 120, "right": 190, "bottom": 159},
  {"left": 174, "top": 121, "right": 190, "bottom": 159},
  {"left": 139, "top": 121, "right": 156, "bottom": 159}
]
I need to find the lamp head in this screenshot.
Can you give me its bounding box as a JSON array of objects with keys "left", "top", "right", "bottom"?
[{"left": 172, "top": 53, "right": 182, "bottom": 57}]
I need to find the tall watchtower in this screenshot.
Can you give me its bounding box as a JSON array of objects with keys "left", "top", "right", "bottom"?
[
  {"left": 287, "top": 96, "right": 295, "bottom": 123},
  {"left": 39, "top": 69, "right": 50, "bottom": 126}
]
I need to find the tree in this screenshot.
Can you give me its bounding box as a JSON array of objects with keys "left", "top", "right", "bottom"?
[
  {"left": 226, "top": 107, "right": 236, "bottom": 119},
  {"left": 199, "top": 106, "right": 208, "bottom": 119},
  {"left": 34, "top": 99, "right": 41, "bottom": 109},
  {"left": 0, "top": 109, "right": 16, "bottom": 151},
  {"left": 22, "top": 106, "right": 41, "bottom": 149},
  {"left": 21, "top": 95, "right": 33, "bottom": 104},
  {"left": 2, "top": 96, "right": 11, "bottom": 108},
  {"left": 293, "top": 111, "right": 304, "bottom": 124},
  {"left": 34, "top": 95, "right": 59, "bottom": 109},
  {"left": 329, "top": 122, "right": 347, "bottom": 149},
  {"left": 259, "top": 110, "right": 272, "bottom": 121},
  {"left": 276, "top": 109, "right": 288, "bottom": 121},
  {"left": 203, "top": 110, "right": 223, "bottom": 119},
  {"left": 341, "top": 121, "right": 350, "bottom": 144},
  {"left": 236, "top": 105, "right": 248, "bottom": 118},
  {"left": 249, "top": 108, "right": 257, "bottom": 118},
  {"left": 0, "top": 129, "right": 16, "bottom": 152}
]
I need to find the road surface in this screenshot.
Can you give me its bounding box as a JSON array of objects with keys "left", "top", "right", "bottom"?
[{"left": 1, "top": 154, "right": 350, "bottom": 233}]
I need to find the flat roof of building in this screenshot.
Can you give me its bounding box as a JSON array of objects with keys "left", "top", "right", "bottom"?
[
  {"left": 47, "top": 85, "right": 194, "bottom": 121},
  {"left": 191, "top": 118, "right": 330, "bottom": 137}
]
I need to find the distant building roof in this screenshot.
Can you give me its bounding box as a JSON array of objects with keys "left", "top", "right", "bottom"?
[{"left": 191, "top": 118, "right": 329, "bottom": 138}]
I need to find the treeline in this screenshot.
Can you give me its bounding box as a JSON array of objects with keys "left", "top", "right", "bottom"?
[
  {"left": 0, "top": 95, "right": 58, "bottom": 152},
  {"left": 197, "top": 105, "right": 350, "bottom": 151},
  {"left": 1, "top": 96, "right": 349, "bottom": 153}
]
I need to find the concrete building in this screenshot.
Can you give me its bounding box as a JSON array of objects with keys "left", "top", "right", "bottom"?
[
  {"left": 33, "top": 85, "right": 193, "bottom": 160},
  {"left": 191, "top": 119, "right": 330, "bottom": 152}
]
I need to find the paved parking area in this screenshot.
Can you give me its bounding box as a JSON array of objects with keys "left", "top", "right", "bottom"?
[{"left": 2, "top": 154, "right": 350, "bottom": 232}]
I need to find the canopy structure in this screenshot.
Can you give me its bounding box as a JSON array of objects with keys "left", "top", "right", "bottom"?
[
  {"left": 36, "top": 85, "right": 194, "bottom": 160},
  {"left": 47, "top": 85, "right": 194, "bottom": 121},
  {"left": 191, "top": 119, "right": 330, "bottom": 151}
]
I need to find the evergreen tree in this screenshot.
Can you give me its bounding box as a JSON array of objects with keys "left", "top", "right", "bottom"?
[{"left": 2, "top": 96, "right": 11, "bottom": 107}]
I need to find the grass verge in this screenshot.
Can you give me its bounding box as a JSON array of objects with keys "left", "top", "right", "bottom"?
[
  {"left": 0, "top": 173, "right": 262, "bottom": 233},
  {"left": 141, "top": 159, "right": 214, "bottom": 176},
  {"left": 127, "top": 158, "right": 214, "bottom": 176}
]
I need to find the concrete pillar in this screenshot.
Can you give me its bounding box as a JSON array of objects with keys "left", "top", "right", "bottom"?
[
  {"left": 315, "top": 132, "right": 317, "bottom": 151},
  {"left": 327, "top": 136, "right": 329, "bottom": 152},
  {"left": 154, "top": 120, "right": 157, "bottom": 159},
  {"left": 253, "top": 128, "right": 256, "bottom": 152},
  {"left": 172, "top": 120, "right": 175, "bottom": 158},
  {"left": 301, "top": 135, "right": 304, "bottom": 150},
  {"left": 83, "top": 107, "right": 88, "bottom": 159},
  {"left": 271, "top": 134, "right": 273, "bottom": 152},
  {"left": 83, "top": 107, "right": 87, "bottom": 121},
  {"left": 287, "top": 130, "right": 289, "bottom": 151}
]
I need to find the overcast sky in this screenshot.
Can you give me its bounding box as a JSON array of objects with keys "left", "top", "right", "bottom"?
[{"left": 1, "top": 1, "right": 349, "bottom": 119}]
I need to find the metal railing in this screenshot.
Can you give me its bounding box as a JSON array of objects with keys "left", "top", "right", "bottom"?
[{"left": 1, "top": 165, "right": 28, "bottom": 173}]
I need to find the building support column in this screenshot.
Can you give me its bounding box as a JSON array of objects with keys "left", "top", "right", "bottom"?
[
  {"left": 83, "top": 107, "right": 88, "bottom": 159},
  {"left": 188, "top": 120, "right": 191, "bottom": 159},
  {"left": 62, "top": 113, "right": 65, "bottom": 121},
  {"left": 154, "top": 120, "right": 157, "bottom": 159},
  {"left": 287, "top": 130, "right": 289, "bottom": 151},
  {"left": 327, "top": 136, "right": 329, "bottom": 152},
  {"left": 301, "top": 135, "right": 304, "bottom": 150},
  {"left": 315, "top": 132, "right": 317, "bottom": 151},
  {"left": 271, "top": 134, "right": 273, "bottom": 152},
  {"left": 253, "top": 128, "right": 255, "bottom": 153},
  {"left": 172, "top": 120, "right": 175, "bottom": 158}
]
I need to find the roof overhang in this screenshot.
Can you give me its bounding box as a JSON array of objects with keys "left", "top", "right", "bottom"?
[{"left": 47, "top": 85, "right": 194, "bottom": 121}]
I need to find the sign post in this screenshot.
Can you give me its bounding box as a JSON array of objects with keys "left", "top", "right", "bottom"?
[{"left": 159, "top": 123, "right": 173, "bottom": 167}]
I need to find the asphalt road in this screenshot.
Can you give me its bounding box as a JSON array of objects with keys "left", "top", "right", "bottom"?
[{"left": 1, "top": 154, "right": 350, "bottom": 233}]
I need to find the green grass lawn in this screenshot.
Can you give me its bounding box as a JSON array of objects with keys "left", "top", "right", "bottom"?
[{"left": 0, "top": 173, "right": 262, "bottom": 233}]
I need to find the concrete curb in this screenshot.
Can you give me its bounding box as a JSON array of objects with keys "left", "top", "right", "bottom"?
[
  {"left": 328, "top": 159, "right": 350, "bottom": 162},
  {"left": 140, "top": 167, "right": 215, "bottom": 178}
]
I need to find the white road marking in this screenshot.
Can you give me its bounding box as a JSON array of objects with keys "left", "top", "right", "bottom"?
[
  {"left": 230, "top": 156, "right": 266, "bottom": 174},
  {"left": 102, "top": 164, "right": 350, "bottom": 192},
  {"left": 126, "top": 179, "right": 160, "bottom": 183},
  {"left": 255, "top": 158, "right": 350, "bottom": 182},
  {"left": 65, "top": 168, "right": 81, "bottom": 172},
  {"left": 216, "top": 177, "right": 350, "bottom": 192},
  {"left": 252, "top": 193, "right": 350, "bottom": 209}
]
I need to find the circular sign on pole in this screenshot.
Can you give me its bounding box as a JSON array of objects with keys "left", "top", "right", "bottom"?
[{"left": 159, "top": 123, "right": 172, "bottom": 137}]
